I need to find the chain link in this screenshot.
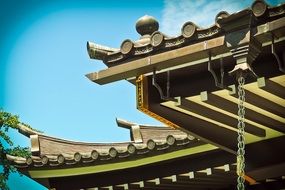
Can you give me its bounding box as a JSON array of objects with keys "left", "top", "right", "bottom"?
[{"left": 237, "top": 76, "right": 246, "bottom": 190}]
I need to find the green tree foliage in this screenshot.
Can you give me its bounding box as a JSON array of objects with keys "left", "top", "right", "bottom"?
[{"left": 0, "top": 110, "right": 34, "bottom": 190}]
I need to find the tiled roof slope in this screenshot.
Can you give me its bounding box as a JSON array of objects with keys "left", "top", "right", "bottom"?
[{"left": 7, "top": 119, "right": 202, "bottom": 169}]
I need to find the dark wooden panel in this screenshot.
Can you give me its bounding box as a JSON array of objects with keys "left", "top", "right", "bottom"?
[
  {"left": 247, "top": 179, "right": 285, "bottom": 190},
  {"left": 247, "top": 163, "right": 285, "bottom": 181}
]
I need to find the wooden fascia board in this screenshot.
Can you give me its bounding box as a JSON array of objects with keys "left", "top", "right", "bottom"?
[
  {"left": 255, "top": 17, "right": 285, "bottom": 40},
  {"left": 86, "top": 36, "right": 226, "bottom": 85},
  {"left": 86, "top": 17, "right": 285, "bottom": 85},
  {"left": 27, "top": 136, "right": 285, "bottom": 189},
  {"left": 27, "top": 144, "right": 217, "bottom": 178},
  {"left": 47, "top": 148, "right": 235, "bottom": 189}
]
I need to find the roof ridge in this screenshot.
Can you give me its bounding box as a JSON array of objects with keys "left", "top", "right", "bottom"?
[{"left": 17, "top": 123, "right": 42, "bottom": 137}]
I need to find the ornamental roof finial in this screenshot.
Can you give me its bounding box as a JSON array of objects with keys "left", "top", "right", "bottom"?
[{"left": 136, "top": 15, "right": 159, "bottom": 36}]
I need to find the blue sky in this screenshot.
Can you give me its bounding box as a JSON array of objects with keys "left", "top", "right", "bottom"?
[{"left": 0, "top": 0, "right": 283, "bottom": 189}]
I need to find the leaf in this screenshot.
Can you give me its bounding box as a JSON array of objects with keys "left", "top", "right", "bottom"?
[{"left": 0, "top": 109, "right": 35, "bottom": 190}]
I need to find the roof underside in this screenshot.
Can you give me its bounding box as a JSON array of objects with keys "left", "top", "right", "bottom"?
[
  {"left": 82, "top": 1, "right": 285, "bottom": 189},
  {"left": 7, "top": 1, "right": 285, "bottom": 190}
]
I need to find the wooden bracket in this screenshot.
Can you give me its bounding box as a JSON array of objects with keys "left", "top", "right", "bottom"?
[
  {"left": 208, "top": 51, "right": 231, "bottom": 90},
  {"left": 271, "top": 33, "right": 285, "bottom": 73}
]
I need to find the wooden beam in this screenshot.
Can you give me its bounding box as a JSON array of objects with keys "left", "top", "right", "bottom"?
[
  {"left": 201, "top": 92, "right": 285, "bottom": 133},
  {"left": 242, "top": 89, "right": 285, "bottom": 118},
  {"left": 258, "top": 77, "right": 285, "bottom": 99},
  {"left": 179, "top": 98, "right": 266, "bottom": 137},
  {"left": 231, "top": 78, "right": 285, "bottom": 118},
  {"left": 86, "top": 36, "right": 226, "bottom": 85},
  {"left": 270, "top": 75, "right": 285, "bottom": 88},
  {"left": 143, "top": 71, "right": 237, "bottom": 154},
  {"left": 157, "top": 101, "right": 238, "bottom": 154}
]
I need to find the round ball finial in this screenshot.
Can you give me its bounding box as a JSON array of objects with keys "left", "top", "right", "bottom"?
[
  {"left": 251, "top": 0, "right": 268, "bottom": 17},
  {"left": 136, "top": 15, "right": 159, "bottom": 36}
]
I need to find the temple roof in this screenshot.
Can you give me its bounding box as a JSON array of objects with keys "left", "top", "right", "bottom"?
[
  {"left": 84, "top": 0, "right": 285, "bottom": 155},
  {"left": 79, "top": 1, "right": 285, "bottom": 189},
  {"left": 7, "top": 119, "right": 203, "bottom": 170},
  {"left": 8, "top": 119, "right": 230, "bottom": 189},
  {"left": 7, "top": 1, "right": 285, "bottom": 189},
  {"left": 86, "top": 0, "right": 285, "bottom": 69},
  {"left": 85, "top": 1, "right": 285, "bottom": 87}
]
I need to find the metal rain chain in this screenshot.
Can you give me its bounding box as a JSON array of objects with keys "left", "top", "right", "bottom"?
[{"left": 237, "top": 75, "right": 246, "bottom": 190}]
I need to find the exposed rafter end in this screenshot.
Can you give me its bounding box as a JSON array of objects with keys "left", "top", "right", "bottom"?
[
  {"left": 174, "top": 97, "right": 181, "bottom": 106},
  {"left": 177, "top": 96, "right": 266, "bottom": 137},
  {"left": 85, "top": 73, "right": 98, "bottom": 83},
  {"left": 199, "top": 86, "right": 236, "bottom": 102},
  {"left": 257, "top": 77, "right": 285, "bottom": 98},
  {"left": 130, "top": 181, "right": 144, "bottom": 188},
  {"left": 116, "top": 183, "right": 129, "bottom": 190},
  {"left": 147, "top": 178, "right": 160, "bottom": 185}
]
